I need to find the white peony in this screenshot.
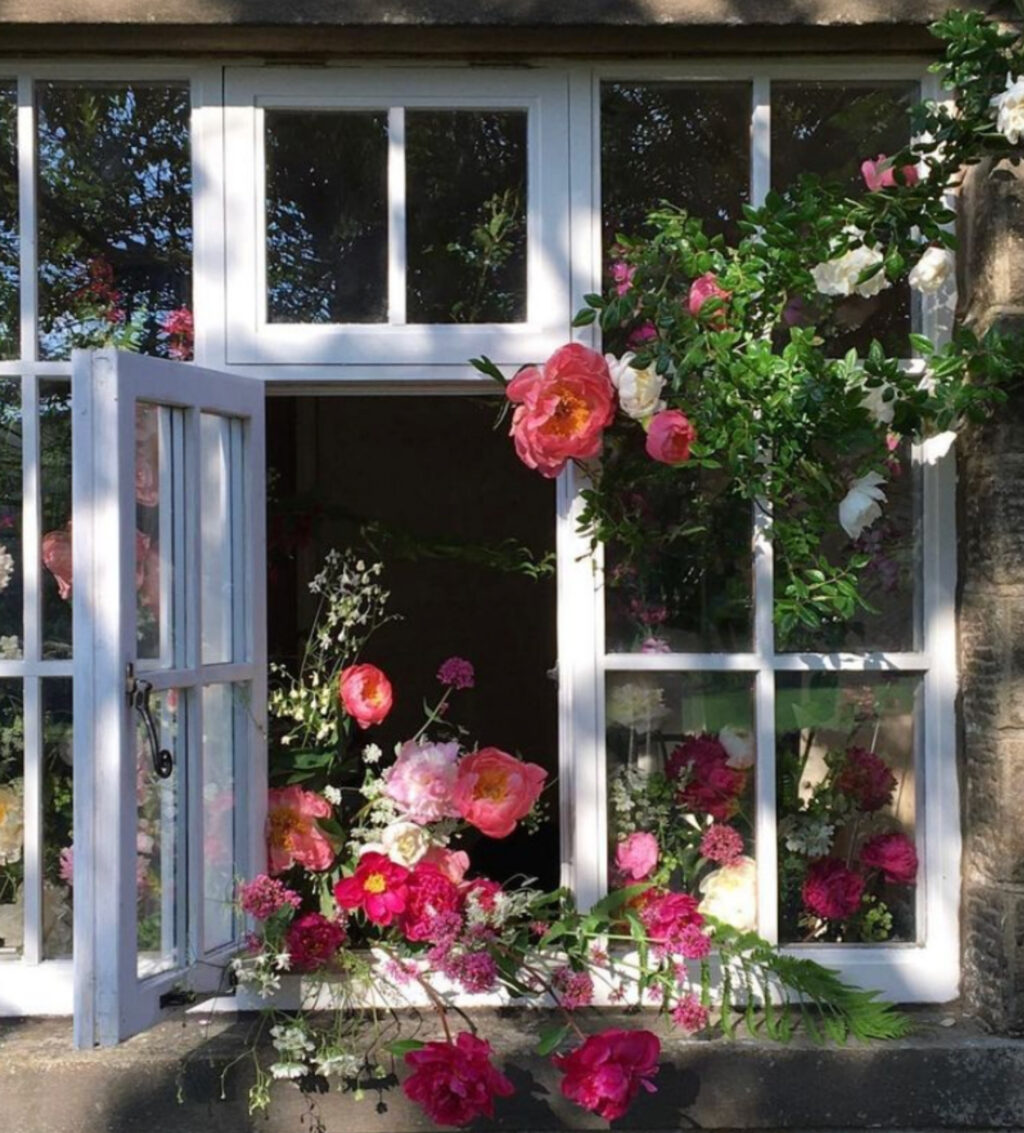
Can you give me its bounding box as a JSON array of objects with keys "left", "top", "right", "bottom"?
[
  {"left": 698, "top": 855, "right": 758, "bottom": 933},
  {"left": 991, "top": 72, "right": 1024, "bottom": 145},
  {"left": 0, "top": 544, "right": 12, "bottom": 594},
  {"left": 810, "top": 227, "right": 890, "bottom": 299},
  {"left": 606, "top": 352, "right": 666, "bottom": 421},
  {"left": 908, "top": 246, "right": 953, "bottom": 294},
  {"left": 839, "top": 471, "right": 887, "bottom": 540},
  {"left": 0, "top": 779, "right": 23, "bottom": 866},
  {"left": 361, "top": 820, "right": 432, "bottom": 868},
  {"left": 718, "top": 725, "right": 755, "bottom": 769},
  {"left": 606, "top": 679, "right": 670, "bottom": 733}
]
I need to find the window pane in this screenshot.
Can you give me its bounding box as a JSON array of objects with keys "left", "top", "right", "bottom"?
[
  {"left": 42, "top": 677, "right": 72, "bottom": 958},
  {"left": 601, "top": 82, "right": 751, "bottom": 253},
  {"left": 265, "top": 110, "right": 388, "bottom": 324},
  {"left": 0, "top": 85, "right": 17, "bottom": 360},
  {"left": 39, "top": 380, "right": 71, "bottom": 659},
  {"left": 137, "top": 686, "right": 182, "bottom": 978},
  {"left": 202, "top": 682, "right": 239, "bottom": 953},
  {"left": 0, "top": 679, "right": 23, "bottom": 956},
  {"left": 37, "top": 82, "right": 192, "bottom": 361},
  {"left": 771, "top": 82, "right": 918, "bottom": 357},
  {"left": 201, "top": 414, "right": 241, "bottom": 665},
  {"left": 406, "top": 110, "right": 527, "bottom": 324},
  {"left": 606, "top": 672, "right": 757, "bottom": 929},
  {"left": 776, "top": 672, "right": 919, "bottom": 945},
  {"left": 0, "top": 381, "right": 21, "bottom": 657}
]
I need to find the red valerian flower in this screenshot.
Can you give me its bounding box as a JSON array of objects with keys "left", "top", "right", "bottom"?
[
  {"left": 400, "top": 863, "right": 462, "bottom": 943},
  {"left": 333, "top": 851, "right": 409, "bottom": 926},
  {"left": 284, "top": 912, "right": 346, "bottom": 972},
  {"left": 860, "top": 832, "right": 918, "bottom": 884},
  {"left": 801, "top": 857, "right": 865, "bottom": 921},
  {"left": 645, "top": 409, "right": 697, "bottom": 466},
  {"left": 338, "top": 663, "right": 394, "bottom": 729},
  {"left": 402, "top": 1031, "right": 515, "bottom": 1127},
  {"left": 506, "top": 343, "right": 616, "bottom": 478},
  {"left": 554, "top": 1028, "right": 660, "bottom": 1121},
  {"left": 834, "top": 746, "right": 897, "bottom": 812},
  {"left": 667, "top": 734, "right": 747, "bottom": 821}
]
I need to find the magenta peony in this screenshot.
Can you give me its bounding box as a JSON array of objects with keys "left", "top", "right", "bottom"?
[
  {"left": 667, "top": 734, "right": 747, "bottom": 821},
  {"left": 637, "top": 888, "right": 705, "bottom": 952},
  {"left": 802, "top": 857, "right": 865, "bottom": 921},
  {"left": 860, "top": 832, "right": 918, "bottom": 884},
  {"left": 554, "top": 1028, "right": 660, "bottom": 1120},
  {"left": 284, "top": 911, "right": 346, "bottom": 972},
  {"left": 615, "top": 831, "right": 659, "bottom": 881},
  {"left": 453, "top": 747, "right": 547, "bottom": 839},
  {"left": 645, "top": 409, "right": 697, "bottom": 466},
  {"left": 266, "top": 786, "right": 336, "bottom": 875},
  {"left": 403, "top": 1032, "right": 514, "bottom": 1127},
  {"left": 338, "top": 663, "right": 393, "bottom": 729},
  {"left": 400, "top": 863, "right": 462, "bottom": 943},
  {"left": 835, "top": 746, "right": 897, "bottom": 812},
  {"left": 333, "top": 851, "right": 409, "bottom": 926}
]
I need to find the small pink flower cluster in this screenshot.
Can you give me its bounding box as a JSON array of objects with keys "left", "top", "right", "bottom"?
[
  {"left": 238, "top": 873, "right": 302, "bottom": 920},
  {"left": 553, "top": 966, "right": 595, "bottom": 1010},
  {"left": 700, "top": 823, "right": 745, "bottom": 867},
  {"left": 437, "top": 656, "right": 475, "bottom": 690}
]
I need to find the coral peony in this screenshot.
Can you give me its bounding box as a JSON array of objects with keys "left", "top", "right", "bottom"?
[
  {"left": 834, "top": 746, "right": 897, "bottom": 812},
  {"left": 421, "top": 846, "right": 471, "bottom": 885},
  {"left": 339, "top": 663, "right": 393, "bottom": 729},
  {"left": 506, "top": 343, "right": 616, "bottom": 478},
  {"left": 861, "top": 154, "right": 919, "bottom": 192},
  {"left": 688, "top": 272, "right": 731, "bottom": 325},
  {"left": 860, "top": 832, "right": 918, "bottom": 884},
  {"left": 802, "top": 857, "right": 865, "bottom": 921},
  {"left": 266, "top": 786, "right": 336, "bottom": 874},
  {"left": 453, "top": 747, "right": 547, "bottom": 839},
  {"left": 645, "top": 409, "right": 696, "bottom": 466},
  {"left": 333, "top": 851, "right": 409, "bottom": 926},
  {"left": 384, "top": 739, "right": 461, "bottom": 824},
  {"left": 403, "top": 1031, "right": 514, "bottom": 1127},
  {"left": 667, "top": 734, "right": 747, "bottom": 821},
  {"left": 284, "top": 912, "right": 346, "bottom": 972},
  {"left": 400, "top": 863, "right": 462, "bottom": 943},
  {"left": 554, "top": 1028, "right": 660, "bottom": 1121},
  {"left": 615, "top": 831, "right": 660, "bottom": 881}
]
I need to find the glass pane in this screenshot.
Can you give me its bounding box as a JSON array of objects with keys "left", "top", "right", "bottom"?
[
  {"left": 602, "top": 438, "right": 752, "bottom": 653},
  {"left": 771, "top": 82, "right": 918, "bottom": 357},
  {"left": 0, "top": 381, "right": 22, "bottom": 658},
  {"left": 137, "top": 686, "right": 182, "bottom": 978},
  {"left": 42, "top": 677, "right": 73, "bottom": 958},
  {"left": 201, "top": 413, "right": 241, "bottom": 664},
  {"left": 606, "top": 672, "right": 757, "bottom": 931},
  {"left": 265, "top": 110, "right": 388, "bottom": 324},
  {"left": 39, "top": 380, "right": 72, "bottom": 659},
  {"left": 777, "top": 441, "right": 919, "bottom": 653},
  {"left": 202, "top": 683, "right": 239, "bottom": 953},
  {"left": 776, "top": 672, "right": 919, "bottom": 944},
  {"left": 0, "top": 679, "right": 23, "bottom": 955},
  {"left": 406, "top": 110, "right": 527, "bottom": 324},
  {"left": 601, "top": 81, "right": 751, "bottom": 252},
  {"left": 37, "top": 82, "right": 192, "bottom": 361},
  {"left": 0, "top": 85, "right": 17, "bottom": 360}
]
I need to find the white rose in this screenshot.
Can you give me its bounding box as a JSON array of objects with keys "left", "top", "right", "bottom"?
[
  {"left": 0, "top": 779, "right": 24, "bottom": 866},
  {"left": 839, "top": 470, "right": 887, "bottom": 541},
  {"left": 991, "top": 72, "right": 1024, "bottom": 145},
  {"left": 718, "top": 725, "right": 755, "bottom": 769},
  {"left": 908, "top": 246, "right": 952, "bottom": 294},
  {"left": 366, "top": 821, "right": 432, "bottom": 869},
  {"left": 698, "top": 855, "right": 758, "bottom": 933},
  {"left": 858, "top": 379, "right": 895, "bottom": 426},
  {"left": 606, "top": 679, "right": 670, "bottom": 733},
  {"left": 607, "top": 353, "right": 666, "bottom": 421},
  {"left": 811, "top": 227, "right": 889, "bottom": 300}
]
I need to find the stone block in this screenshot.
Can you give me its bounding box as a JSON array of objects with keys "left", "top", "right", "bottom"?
[
  {"left": 959, "top": 586, "right": 1024, "bottom": 733},
  {"left": 959, "top": 156, "right": 1024, "bottom": 332},
  {"left": 963, "top": 885, "right": 1024, "bottom": 1033}
]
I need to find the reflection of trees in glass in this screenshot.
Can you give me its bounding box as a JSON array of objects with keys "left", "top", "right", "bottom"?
[
  {"left": 39, "top": 381, "right": 72, "bottom": 658},
  {"left": 265, "top": 111, "right": 389, "bottom": 324},
  {"left": 0, "top": 87, "right": 17, "bottom": 360},
  {"left": 0, "top": 383, "right": 22, "bottom": 653},
  {"left": 37, "top": 83, "right": 192, "bottom": 361},
  {"left": 406, "top": 111, "right": 526, "bottom": 324},
  {"left": 41, "top": 678, "right": 73, "bottom": 958}
]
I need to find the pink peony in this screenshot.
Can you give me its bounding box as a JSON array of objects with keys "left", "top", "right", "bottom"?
[
  {"left": 41, "top": 527, "right": 72, "bottom": 600},
  {"left": 667, "top": 735, "right": 748, "bottom": 821},
  {"left": 637, "top": 888, "right": 705, "bottom": 952},
  {"left": 615, "top": 831, "right": 659, "bottom": 881},
  {"left": 453, "top": 747, "right": 547, "bottom": 839},
  {"left": 645, "top": 409, "right": 697, "bottom": 466},
  {"left": 611, "top": 261, "right": 636, "bottom": 297},
  {"left": 384, "top": 740, "right": 461, "bottom": 824},
  {"left": 339, "top": 663, "right": 393, "bottom": 729},
  {"left": 238, "top": 873, "right": 301, "bottom": 920},
  {"left": 627, "top": 321, "right": 658, "bottom": 348},
  {"left": 802, "top": 857, "right": 865, "bottom": 921},
  {"left": 700, "top": 823, "right": 745, "bottom": 867},
  {"left": 554, "top": 1028, "right": 660, "bottom": 1121},
  {"left": 333, "top": 851, "right": 409, "bottom": 926},
  {"left": 672, "top": 994, "right": 710, "bottom": 1034},
  {"left": 688, "top": 272, "right": 731, "bottom": 325},
  {"left": 437, "top": 656, "right": 475, "bottom": 690},
  {"left": 421, "top": 846, "right": 471, "bottom": 884},
  {"left": 400, "top": 863, "right": 462, "bottom": 943},
  {"left": 834, "top": 746, "right": 897, "bottom": 812},
  {"left": 284, "top": 911, "right": 346, "bottom": 972},
  {"left": 266, "top": 786, "right": 336, "bottom": 874},
  {"left": 861, "top": 154, "right": 919, "bottom": 192},
  {"left": 506, "top": 343, "right": 616, "bottom": 478},
  {"left": 860, "top": 832, "right": 918, "bottom": 884},
  {"left": 403, "top": 1031, "right": 515, "bottom": 1127}
]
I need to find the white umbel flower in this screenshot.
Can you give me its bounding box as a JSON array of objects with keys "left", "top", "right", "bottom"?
[
  {"left": 991, "top": 72, "right": 1024, "bottom": 145},
  {"left": 839, "top": 471, "right": 887, "bottom": 540},
  {"left": 908, "top": 246, "right": 953, "bottom": 294}
]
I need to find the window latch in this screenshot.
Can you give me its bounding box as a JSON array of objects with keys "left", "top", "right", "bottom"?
[{"left": 126, "top": 663, "right": 174, "bottom": 780}]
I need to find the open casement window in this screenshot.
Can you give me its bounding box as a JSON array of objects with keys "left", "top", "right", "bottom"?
[
  {"left": 71, "top": 349, "right": 266, "bottom": 1046},
  {"left": 223, "top": 68, "right": 571, "bottom": 368}
]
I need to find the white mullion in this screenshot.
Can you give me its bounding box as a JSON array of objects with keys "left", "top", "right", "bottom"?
[
  {"left": 184, "top": 404, "right": 203, "bottom": 968},
  {"left": 387, "top": 106, "right": 407, "bottom": 327},
  {"left": 0, "top": 660, "right": 71, "bottom": 677},
  {"left": 17, "top": 75, "right": 37, "bottom": 368},
  {"left": 771, "top": 651, "right": 930, "bottom": 672},
  {"left": 21, "top": 675, "right": 41, "bottom": 964},
  {"left": 751, "top": 76, "right": 771, "bottom": 208}
]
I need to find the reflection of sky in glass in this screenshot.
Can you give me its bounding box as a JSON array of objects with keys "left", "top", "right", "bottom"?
[
  {"left": 36, "top": 83, "right": 192, "bottom": 361},
  {"left": 0, "top": 86, "right": 18, "bottom": 360}
]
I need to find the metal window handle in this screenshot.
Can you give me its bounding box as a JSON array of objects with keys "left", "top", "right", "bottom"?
[{"left": 126, "top": 664, "right": 174, "bottom": 779}]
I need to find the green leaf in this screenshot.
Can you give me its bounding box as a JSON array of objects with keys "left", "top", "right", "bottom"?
[
  {"left": 572, "top": 308, "right": 597, "bottom": 327},
  {"left": 384, "top": 1039, "right": 426, "bottom": 1057},
  {"left": 469, "top": 355, "right": 509, "bottom": 386},
  {"left": 536, "top": 1025, "right": 570, "bottom": 1057}
]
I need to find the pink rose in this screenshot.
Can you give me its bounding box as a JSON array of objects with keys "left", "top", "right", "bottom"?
[
  {"left": 615, "top": 831, "right": 659, "bottom": 881},
  {"left": 266, "top": 785, "right": 336, "bottom": 874},
  {"left": 453, "top": 747, "right": 547, "bottom": 839},
  {"left": 42, "top": 526, "right": 73, "bottom": 600},
  {"left": 554, "top": 1028, "right": 660, "bottom": 1121},
  {"left": 403, "top": 1032, "right": 515, "bottom": 1127},
  {"left": 339, "top": 663, "right": 393, "bottom": 729},
  {"left": 506, "top": 343, "right": 616, "bottom": 478},
  {"left": 860, "top": 832, "right": 918, "bottom": 884},
  {"left": 284, "top": 911, "right": 346, "bottom": 972},
  {"left": 645, "top": 409, "right": 696, "bottom": 466},
  {"left": 861, "top": 154, "right": 919, "bottom": 192},
  {"left": 801, "top": 857, "right": 865, "bottom": 921},
  {"left": 688, "top": 272, "right": 731, "bottom": 326},
  {"left": 384, "top": 739, "right": 461, "bottom": 824}
]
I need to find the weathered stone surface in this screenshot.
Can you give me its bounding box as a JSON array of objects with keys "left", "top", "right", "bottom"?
[
  {"left": 963, "top": 885, "right": 1024, "bottom": 1034},
  {"left": 959, "top": 156, "right": 1024, "bottom": 332}
]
